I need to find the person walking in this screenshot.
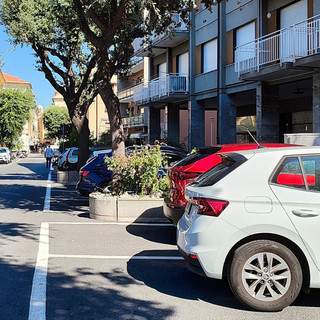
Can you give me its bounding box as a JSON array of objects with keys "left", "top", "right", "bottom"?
[{"left": 45, "top": 144, "right": 53, "bottom": 169}]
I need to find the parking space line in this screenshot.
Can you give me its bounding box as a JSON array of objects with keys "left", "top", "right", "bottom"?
[
  {"left": 28, "top": 222, "right": 49, "bottom": 320},
  {"left": 49, "top": 254, "right": 183, "bottom": 260},
  {"left": 43, "top": 169, "right": 53, "bottom": 212}
]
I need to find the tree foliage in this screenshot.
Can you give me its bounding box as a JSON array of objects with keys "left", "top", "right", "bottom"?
[
  {"left": 0, "top": 0, "right": 99, "bottom": 168},
  {"left": 0, "top": 0, "right": 219, "bottom": 162},
  {"left": 72, "top": 0, "right": 218, "bottom": 156},
  {"left": 0, "top": 88, "right": 35, "bottom": 149},
  {"left": 43, "top": 105, "right": 71, "bottom": 140}
]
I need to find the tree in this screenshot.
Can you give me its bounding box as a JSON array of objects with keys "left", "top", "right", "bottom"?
[
  {"left": 0, "top": 0, "right": 99, "bottom": 168},
  {"left": 1, "top": 0, "right": 217, "bottom": 162},
  {"left": 0, "top": 88, "right": 35, "bottom": 149},
  {"left": 43, "top": 105, "right": 72, "bottom": 140},
  {"left": 72, "top": 0, "right": 218, "bottom": 157}
]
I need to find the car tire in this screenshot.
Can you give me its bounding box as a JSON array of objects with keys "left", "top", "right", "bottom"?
[
  {"left": 62, "top": 162, "right": 69, "bottom": 171},
  {"left": 228, "top": 240, "right": 302, "bottom": 312}
]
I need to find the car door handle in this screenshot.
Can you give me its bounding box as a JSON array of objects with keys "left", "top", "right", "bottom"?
[{"left": 292, "top": 209, "right": 320, "bottom": 217}]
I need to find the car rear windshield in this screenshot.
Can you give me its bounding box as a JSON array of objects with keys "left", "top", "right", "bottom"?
[
  {"left": 191, "top": 153, "right": 247, "bottom": 187},
  {"left": 173, "top": 147, "right": 222, "bottom": 168}
]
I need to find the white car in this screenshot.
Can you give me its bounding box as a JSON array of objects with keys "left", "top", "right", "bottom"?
[
  {"left": 177, "top": 146, "right": 320, "bottom": 312},
  {"left": 0, "top": 147, "right": 11, "bottom": 163}
]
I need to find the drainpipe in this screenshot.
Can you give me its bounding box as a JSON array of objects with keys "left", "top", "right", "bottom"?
[
  {"left": 188, "top": 8, "right": 196, "bottom": 151},
  {"left": 217, "top": 1, "right": 221, "bottom": 143}
]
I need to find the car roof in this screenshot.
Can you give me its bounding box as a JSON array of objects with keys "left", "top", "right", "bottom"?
[{"left": 222, "top": 146, "right": 320, "bottom": 158}]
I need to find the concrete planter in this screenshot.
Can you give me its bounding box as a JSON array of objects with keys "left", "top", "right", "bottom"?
[
  {"left": 89, "top": 193, "right": 166, "bottom": 223},
  {"left": 57, "top": 170, "right": 79, "bottom": 185}
]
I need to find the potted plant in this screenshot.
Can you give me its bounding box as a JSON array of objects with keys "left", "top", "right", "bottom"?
[{"left": 89, "top": 145, "right": 170, "bottom": 222}]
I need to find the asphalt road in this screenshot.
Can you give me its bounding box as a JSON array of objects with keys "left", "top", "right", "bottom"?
[{"left": 0, "top": 154, "right": 320, "bottom": 320}]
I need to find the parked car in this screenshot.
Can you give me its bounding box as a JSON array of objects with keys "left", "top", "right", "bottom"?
[
  {"left": 0, "top": 147, "right": 11, "bottom": 163},
  {"left": 76, "top": 149, "right": 112, "bottom": 197},
  {"left": 57, "top": 147, "right": 110, "bottom": 171},
  {"left": 177, "top": 146, "right": 320, "bottom": 311},
  {"left": 126, "top": 145, "right": 188, "bottom": 167},
  {"left": 164, "top": 143, "right": 296, "bottom": 225},
  {"left": 76, "top": 145, "right": 188, "bottom": 197},
  {"left": 57, "top": 148, "right": 72, "bottom": 170}
]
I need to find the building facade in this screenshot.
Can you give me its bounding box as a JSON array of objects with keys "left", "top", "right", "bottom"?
[{"left": 118, "top": 0, "right": 320, "bottom": 150}]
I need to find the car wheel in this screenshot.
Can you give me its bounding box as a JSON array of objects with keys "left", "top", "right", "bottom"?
[
  {"left": 228, "top": 240, "right": 302, "bottom": 312},
  {"left": 62, "top": 162, "right": 69, "bottom": 171}
]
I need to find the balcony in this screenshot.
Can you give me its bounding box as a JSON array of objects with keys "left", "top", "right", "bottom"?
[
  {"left": 235, "top": 15, "right": 320, "bottom": 81},
  {"left": 133, "top": 73, "right": 188, "bottom": 105},
  {"left": 118, "top": 86, "right": 135, "bottom": 103},
  {"left": 135, "top": 13, "right": 189, "bottom": 57},
  {"left": 123, "top": 114, "right": 147, "bottom": 128}
]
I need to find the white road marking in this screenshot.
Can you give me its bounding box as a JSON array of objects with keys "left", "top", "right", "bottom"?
[
  {"left": 28, "top": 222, "right": 49, "bottom": 320},
  {"left": 43, "top": 169, "right": 53, "bottom": 212},
  {"left": 49, "top": 254, "right": 183, "bottom": 260}
]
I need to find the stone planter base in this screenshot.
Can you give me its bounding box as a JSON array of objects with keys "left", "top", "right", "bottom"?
[
  {"left": 89, "top": 194, "right": 167, "bottom": 223},
  {"left": 57, "top": 170, "right": 79, "bottom": 185}
]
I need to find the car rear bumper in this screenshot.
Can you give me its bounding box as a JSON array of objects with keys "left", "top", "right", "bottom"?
[
  {"left": 76, "top": 180, "right": 96, "bottom": 197},
  {"left": 163, "top": 198, "right": 185, "bottom": 225}
]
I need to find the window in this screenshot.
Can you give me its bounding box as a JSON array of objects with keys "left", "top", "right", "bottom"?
[
  {"left": 202, "top": 39, "right": 217, "bottom": 73},
  {"left": 157, "top": 62, "right": 167, "bottom": 77},
  {"left": 177, "top": 52, "right": 189, "bottom": 76},
  {"left": 236, "top": 21, "right": 256, "bottom": 63},
  {"left": 271, "top": 155, "right": 320, "bottom": 191},
  {"left": 301, "top": 156, "right": 320, "bottom": 191}
]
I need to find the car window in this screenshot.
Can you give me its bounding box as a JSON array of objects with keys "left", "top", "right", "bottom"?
[
  {"left": 191, "top": 154, "right": 246, "bottom": 187},
  {"left": 271, "top": 157, "right": 305, "bottom": 189},
  {"left": 0, "top": 148, "right": 6, "bottom": 153},
  {"left": 72, "top": 149, "right": 79, "bottom": 156},
  {"left": 301, "top": 156, "right": 320, "bottom": 191},
  {"left": 271, "top": 156, "right": 320, "bottom": 191}
]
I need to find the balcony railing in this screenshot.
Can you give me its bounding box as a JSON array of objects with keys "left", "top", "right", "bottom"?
[
  {"left": 235, "top": 15, "right": 320, "bottom": 75},
  {"left": 118, "top": 86, "right": 134, "bottom": 101},
  {"left": 123, "top": 115, "right": 145, "bottom": 128},
  {"left": 133, "top": 73, "right": 188, "bottom": 103}
]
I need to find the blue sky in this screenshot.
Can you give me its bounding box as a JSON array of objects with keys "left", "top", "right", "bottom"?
[{"left": 0, "top": 25, "right": 54, "bottom": 108}]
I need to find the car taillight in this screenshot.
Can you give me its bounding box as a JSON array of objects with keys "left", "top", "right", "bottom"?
[
  {"left": 80, "top": 170, "right": 90, "bottom": 177},
  {"left": 178, "top": 172, "right": 200, "bottom": 180},
  {"left": 190, "top": 198, "right": 229, "bottom": 217},
  {"left": 188, "top": 254, "right": 198, "bottom": 260}
]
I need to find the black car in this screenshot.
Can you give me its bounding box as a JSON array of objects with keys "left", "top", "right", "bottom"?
[{"left": 76, "top": 150, "right": 113, "bottom": 196}]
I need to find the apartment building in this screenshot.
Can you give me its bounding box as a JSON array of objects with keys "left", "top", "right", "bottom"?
[{"left": 118, "top": 0, "right": 320, "bottom": 150}]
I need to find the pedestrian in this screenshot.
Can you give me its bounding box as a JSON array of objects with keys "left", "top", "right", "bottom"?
[{"left": 44, "top": 144, "right": 53, "bottom": 168}]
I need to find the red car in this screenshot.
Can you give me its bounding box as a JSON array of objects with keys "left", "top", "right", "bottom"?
[{"left": 163, "top": 143, "right": 296, "bottom": 225}]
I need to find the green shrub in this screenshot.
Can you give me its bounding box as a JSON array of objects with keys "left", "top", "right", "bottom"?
[{"left": 106, "top": 145, "right": 169, "bottom": 197}]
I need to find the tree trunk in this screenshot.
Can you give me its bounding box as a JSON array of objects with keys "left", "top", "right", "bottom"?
[
  {"left": 98, "top": 81, "right": 126, "bottom": 158},
  {"left": 73, "top": 114, "right": 90, "bottom": 170}
]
